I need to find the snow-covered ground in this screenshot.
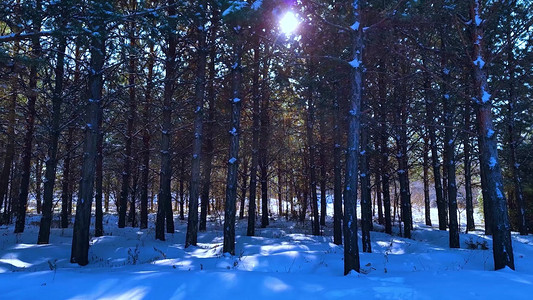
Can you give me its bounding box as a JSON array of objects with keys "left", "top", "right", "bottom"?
[{"left": 1, "top": 209, "right": 532, "bottom": 299}]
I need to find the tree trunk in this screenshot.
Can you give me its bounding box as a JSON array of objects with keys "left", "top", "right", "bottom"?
[
  {"left": 471, "top": 0, "right": 514, "bottom": 270},
  {"left": 118, "top": 18, "right": 137, "bottom": 229},
  {"left": 463, "top": 93, "right": 475, "bottom": 232},
  {"left": 319, "top": 113, "right": 327, "bottom": 226},
  {"left": 441, "top": 35, "right": 459, "bottom": 247},
  {"left": 223, "top": 31, "right": 244, "bottom": 256},
  {"left": 259, "top": 85, "right": 270, "bottom": 229},
  {"left": 15, "top": 0, "right": 42, "bottom": 233},
  {"left": 306, "top": 62, "right": 320, "bottom": 236},
  {"left": 247, "top": 40, "right": 260, "bottom": 236},
  {"left": 61, "top": 126, "right": 74, "bottom": 229},
  {"left": 70, "top": 1, "right": 107, "bottom": 265},
  {"left": 185, "top": 3, "right": 208, "bottom": 247},
  {"left": 239, "top": 157, "right": 248, "bottom": 219},
  {"left": 333, "top": 97, "right": 343, "bottom": 245},
  {"left": 156, "top": 0, "right": 177, "bottom": 241},
  {"left": 140, "top": 43, "right": 154, "bottom": 230},
  {"left": 94, "top": 117, "right": 104, "bottom": 237},
  {"left": 39, "top": 33, "right": 67, "bottom": 244},
  {"left": 423, "top": 71, "right": 447, "bottom": 230},
  {"left": 360, "top": 114, "right": 372, "bottom": 253},
  {"left": 0, "top": 38, "right": 17, "bottom": 221},
  {"left": 200, "top": 3, "right": 219, "bottom": 231},
  {"left": 35, "top": 159, "right": 43, "bottom": 215},
  {"left": 505, "top": 24, "right": 527, "bottom": 235},
  {"left": 423, "top": 132, "right": 432, "bottom": 226},
  {"left": 378, "top": 72, "right": 392, "bottom": 235},
  {"left": 343, "top": 1, "right": 362, "bottom": 274}
]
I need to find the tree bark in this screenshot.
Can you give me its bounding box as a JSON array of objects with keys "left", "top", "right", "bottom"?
[
  {"left": 199, "top": 2, "right": 219, "bottom": 231},
  {"left": 186, "top": 2, "right": 208, "bottom": 247},
  {"left": 378, "top": 71, "right": 392, "bottom": 235},
  {"left": 156, "top": 0, "right": 177, "bottom": 241},
  {"left": 505, "top": 23, "right": 527, "bottom": 235},
  {"left": 15, "top": 0, "right": 42, "bottom": 233},
  {"left": 343, "top": 1, "right": 362, "bottom": 274},
  {"left": 38, "top": 32, "right": 67, "bottom": 243},
  {"left": 140, "top": 43, "right": 154, "bottom": 229},
  {"left": 423, "top": 71, "right": 447, "bottom": 230},
  {"left": 463, "top": 98, "right": 475, "bottom": 232},
  {"left": 333, "top": 97, "right": 343, "bottom": 245},
  {"left": 70, "top": 0, "right": 107, "bottom": 265},
  {"left": 247, "top": 40, "right": 260, "bottom": 236},
  {"left": 441, "top": 35, "right": 459, "bottom": 248},
  {"left": 306, "top": 62, "right": 320, "bottom": 236},
  {"left": 360, "top": 113, "right": 372, "bottom": 253},
  {"left": 471, "top": 0, "right": 514, "bottom": 270},
  {"left": 223, "top": 30, "right": 243, "bottom": 255},
  {"left": 423, "top": 131, "right": 432, "bottom": 226},
  {"left": 239, "top": 157, "right": 249, "bottom": 219}
]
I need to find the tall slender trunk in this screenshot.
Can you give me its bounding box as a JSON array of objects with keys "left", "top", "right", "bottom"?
[
  {"left": 306, "top": 63, "right": 320, "bottom": 236},
  {"left": 278, "top": 161, "right": 283, "bottom": 217},
  {"left": 259, "top": 68, "right": 270, "bottom": 229},
  {"left": 156, "top": 0, "right": 177, "bottom": 241},
  {"left": 70, "top": 0, "right": 107, "bottom": 265},
  {"left": 506, "top": 24, "right": 527, "bottom": 235},
  {"left": 200, "top": 2, "right": 219, "bottom": 231},
  {"left": 471, "top": 0, "right": 514, "bottom": 270},
  {"left": 423, "top": 131, "right": 432, "bottom": 226},
  {"left": 423, "top": 71, "right": 447, "bottom": 230},
  {"left": 39, "top": 34, "right": 67, "bottom": 243},
  {"left": 463, "top": 98, "right": 475, "bottom": 232},
  {"left": 61, "top": 127, "right": 74, "bottom": 228},
  {"left": 239, "top": 158, "right": 248, "bottom": 219},
  {"left": 35, "top": 159, "right": 43, "bottom": 214},
  {"left": 15, "top": 0, "right": 42, "bottom": 233},
  {"left": 119, "top": 15, "right": 137, "bottom": 228},
  {"left": 185, "top": 3, "right": 208, "bottom": 247},
  {"left": 140, "top": 43, "right": 154, "bottom": 229},
  {"left": 223, "top": 31, "right": 244, "bottom": 255},
  {"left": 395, "top": 91, "right": 412, "bottom": 239},
  {"left": 129, "top": 151, "right": 139, "bottom": 227},
  {"left": 441, "top": 34, "right": 459, "bottom": 247},
  {"left": 343, "top": 1, "right": 362, "bottom": 274},
  {"left": 319, "top": 113, "right": 327, "bottom": 226},
  {"left": 247, "top": 41, "right": 260, "bottom": 236},
  {"left": 94, "top": 116, "right": 104, "bottom": 236},
  {"left": 360, "top": 113, "right": 372, "bottom": 252},
  {"left": 0, "top": 28, "right": 18, "bottom": 221},
  {"left": 378, "top": 73, "right": 392, "bottom": 235},
  {"left": 179, "top": 158, "right": 185, "bottom": 220},
  {"left": 333, "top": 98, "right": 343, "bottom": 244},
  {"left": 374, "top": 165, "right": 384, "bottom": 225}
]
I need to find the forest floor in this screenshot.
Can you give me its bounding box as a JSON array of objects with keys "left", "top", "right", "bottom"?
[{"left": 0, "top": 207, "right": 532, "bottom": 299}]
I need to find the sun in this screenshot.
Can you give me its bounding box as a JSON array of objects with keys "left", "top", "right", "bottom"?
[{"left": 279, "top": 11, "right": 299, "bottom": 35}]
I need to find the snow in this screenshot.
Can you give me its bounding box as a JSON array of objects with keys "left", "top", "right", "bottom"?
[
  {"left": 1, "top": 207, "right": 533, "bottom": 299},
  {"left": 482, "top": 89, "right": 491, "bottom": 103},
  {"left": 473, "top": 55, "right": 485, "bottom": 69},
  {"left": 349, "top": 58, "right": 362, "bottom": 68},
  {"left": 488, "top": 157, "right": 497, "bottom": 169},
  {"left": 487, "top": 129, "right": 495, "bottom": 138},
  {"left": 222, "top": 1, "right": 248, "bottom": 17},
  {"left": 250, "top": 0, "right": 262, "bottom": 11}
]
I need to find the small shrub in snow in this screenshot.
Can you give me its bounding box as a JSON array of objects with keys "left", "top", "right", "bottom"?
[
  {"left": 128, "top": 245, "right": 140, "bottom": 265},
  {"left": 465, "top": 237, "right": 489, "bottom": 250}
]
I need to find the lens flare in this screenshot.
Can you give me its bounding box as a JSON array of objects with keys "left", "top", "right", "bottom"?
[{"left": 279, "top": 11, "right": 299, "bottom": 35}]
